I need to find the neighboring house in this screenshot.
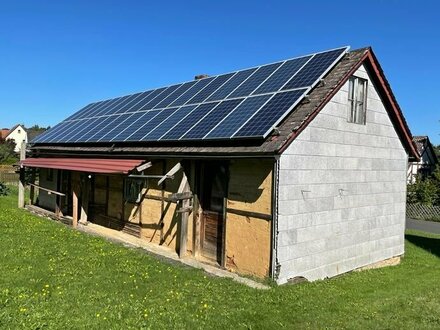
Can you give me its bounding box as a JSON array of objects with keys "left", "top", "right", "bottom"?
[
  {"left": 0, "top": 128, "right": 10, "bottom": 140},
  {"left": 407, "top": 136, "right": 438, "bottom": 183},
  {"left": 4, "top": 124, "right": 27, "bottom": 152},
  {"left": 21, "top": 46, "right": 419, "bottom": 284}
]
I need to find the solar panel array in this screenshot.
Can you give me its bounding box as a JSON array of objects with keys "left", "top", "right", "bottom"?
[{"left": 33, "top": 46, "right": 349, "bottom": 144}]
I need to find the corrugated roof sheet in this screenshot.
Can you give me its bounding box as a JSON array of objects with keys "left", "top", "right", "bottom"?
[{"left": 21, "top": 158, "right": 144, "bottom": 174}]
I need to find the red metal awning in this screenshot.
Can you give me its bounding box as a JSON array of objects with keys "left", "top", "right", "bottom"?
[{"left": 20, "top": 158, "right": 145, "bottom": 174}]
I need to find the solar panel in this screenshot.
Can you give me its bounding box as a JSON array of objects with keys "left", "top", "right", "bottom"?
[
  {"left": 126, "top": 108, "right": 179, "bottom": 141},
  {"left": 206, "top": 94, "right": 272, "bottom": 139},
  {"left": 186, "top": 73, "right": 235, "bottom": 105},
  {"left": 141, "top": 84, "right": 183, "bottom": 110},
  {"left": 253, "top": 56, "right": 312, "bottom": 94},
  {"left": 111, "top": 112, "right": 152, "bottom": 142},
  {"left": 169, "top": 77, "right": 214, "bottom": 107},
  {"left": 47, "top": 120, "right": 87, "bottom": 143},
  {"left": 282, "top": 48, "right": 345, "bottom": 90},
  {"left": 97, "top": 112, "right": 141, "bottom": 141},
  {"left": 153, "top": 81, "right": 198, "bottom": 109},
  {"left": 227, "top": 62, "right": 283, "bottom": 98},
  {"left": 76, "top": 116, "right": 119, "bottom": 142},
  {"left": 93, "top": 97, "right": 126, "bottom": 117},
  {"left": 161, "top": 102, "right": 219, "bottom": 140},
  {"left": 234, "top": 89, "right": 306, "bottom": 138},
  {"left": 64, "top": 102, "right": 98, "bottom": 121},
  {"left": 33, "top": 46, "right": 349, "bottom": 144},
  {"left": 206, "top": 68, "right": 257, "bottom": 102},
  {"left": 67, "top": 117, "right": 104, "bottom": 142},
  {"left": 141, "top": 105, "right": 197, "bottom": 141},
  {"left": 75, "top": 99, "right": 112, "bottom": 119},
  {"left": 181, "top": 99, "right": 244, "bottom": 140}
]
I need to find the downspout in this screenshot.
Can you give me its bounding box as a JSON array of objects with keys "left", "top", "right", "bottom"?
[{"left": 270, "top": 155, "right": 280, "bottom": 280}]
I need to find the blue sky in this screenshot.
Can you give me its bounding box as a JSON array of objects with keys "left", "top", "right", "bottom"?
[{"left": 0, "top": 0, "right": 439, "bottom": 144}]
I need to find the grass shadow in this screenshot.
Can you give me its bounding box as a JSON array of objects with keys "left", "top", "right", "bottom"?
[{"left": 405, "top": 233, "right": 440, "bottom": 258}]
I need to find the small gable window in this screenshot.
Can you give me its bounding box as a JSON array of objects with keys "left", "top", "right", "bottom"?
[{"left": 348, "top": 76, "right": 367, "bottom": 125}]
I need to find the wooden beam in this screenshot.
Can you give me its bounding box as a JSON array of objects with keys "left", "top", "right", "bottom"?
[
  {"left": 28, "top": 183, "right": 65, "bottom": 196},
  {"left": 18, "top": 141, "right": 26, "bottom": 208},
  {"left": 158, "top": 162, "right": 181, "bottom": 185},
  {"left": 226, "top": 208, "right": 272, "bottom": 221},
  {"left": 136, "top": 161, "right": 152, "bottom": 172}
]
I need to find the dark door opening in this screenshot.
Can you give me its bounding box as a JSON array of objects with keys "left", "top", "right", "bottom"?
[{"left": 200, "top": 161, "right": 228, "bottom": 264}]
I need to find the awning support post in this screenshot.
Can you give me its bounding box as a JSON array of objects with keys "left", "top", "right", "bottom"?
[
  {"left": 29, "top": 168, "right": 36, "bottom": 205},
  {"left": 18, "top": 141, "right": 26, "bottom": 209}
]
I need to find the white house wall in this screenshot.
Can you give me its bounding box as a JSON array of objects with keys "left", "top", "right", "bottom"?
[
  {"left": 6, "top": 125, "right": 27, "bottom": 152},
  {"left": 277, "top": 64, "right": 408, "bottom": 284}
]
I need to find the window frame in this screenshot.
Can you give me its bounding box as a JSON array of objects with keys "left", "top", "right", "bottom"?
[
  {"left": 347, "top": 76, "right": 368, "bottom": 125},
  {"left": 123, "top": 178, "right": 144, "bottom": 204}
]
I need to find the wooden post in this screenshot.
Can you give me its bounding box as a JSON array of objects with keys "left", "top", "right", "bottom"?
[
  {"left": 72, "top": 178, "right": 79, "bottom": 228},
  {"left": 191, "top": 161, "right": 201, "bottom": 257},
  {"left": 80, "top": 175, "right": 89, "bottom": 224},
  {"left": 178, "top": 171, "right": 190, "bottom": 259},
  {"left": 18, "top": 141, "right": 26, "bottom": 208}
]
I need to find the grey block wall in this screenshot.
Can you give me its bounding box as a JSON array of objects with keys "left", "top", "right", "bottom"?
[{"left": 276, "top": 64, "right": 408, "bottom": 284}]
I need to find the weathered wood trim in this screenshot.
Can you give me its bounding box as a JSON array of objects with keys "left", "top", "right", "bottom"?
[{"left": 226, "top": 208, "right": 272, "bottom": 221}]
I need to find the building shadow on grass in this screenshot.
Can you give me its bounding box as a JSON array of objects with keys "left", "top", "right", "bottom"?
[{"left": 405, "top": 234, "right": 440, "bottom": 258}]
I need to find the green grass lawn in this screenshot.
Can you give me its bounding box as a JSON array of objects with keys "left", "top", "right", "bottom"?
[{"left": 1, "top": 188, "right": 440, "bottom": 329}]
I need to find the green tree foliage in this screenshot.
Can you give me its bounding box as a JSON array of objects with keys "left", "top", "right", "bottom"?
[
  {"left": 408, "top": 166, "right": 440, "bottom": 206},
  {"left": 0, "top": 137, "right": 18, "bottom": 164},
  {"left": 434, "top": 144, "right": 440, "bottom": 158}
]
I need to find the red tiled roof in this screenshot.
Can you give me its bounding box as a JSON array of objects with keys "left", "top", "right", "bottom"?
[{"left": 0, "top": 129, "right": 10, "bottom": 139}]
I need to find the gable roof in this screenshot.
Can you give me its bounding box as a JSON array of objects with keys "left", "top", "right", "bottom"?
[
  {"left": 5, "top": 124, "right": 26, "bottom": 138},
  {"left": 413, "top": 136, "right": 438, "bottom": 163},
  {"left": 30, "top": 47, "right": 419, "bottom": 161}
]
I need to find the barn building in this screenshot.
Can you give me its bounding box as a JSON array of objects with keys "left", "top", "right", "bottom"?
[{"left": 21, "top": 46, "right": 419, "bottom": 284}]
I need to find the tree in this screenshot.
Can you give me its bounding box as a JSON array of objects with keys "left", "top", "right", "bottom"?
[
  {"left": 434, "top": 144, "right": 440, "bottom": 158},
  {"left": 0, "top": 138, "right": 17, "bottom": 164}
]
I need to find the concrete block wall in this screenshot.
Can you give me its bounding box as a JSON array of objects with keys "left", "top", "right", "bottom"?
[{"left": 277, "top": 64, "right": 408, "bottom": 284}]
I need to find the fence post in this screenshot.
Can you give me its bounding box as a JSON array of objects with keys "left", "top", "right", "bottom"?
[{"left": 18, "top": 141, "right": 26, "bottom": 208}]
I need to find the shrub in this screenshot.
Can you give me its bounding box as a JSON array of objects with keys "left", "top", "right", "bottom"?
[{"left": 0, "top": 182, "right": 10, "bottom": 196}]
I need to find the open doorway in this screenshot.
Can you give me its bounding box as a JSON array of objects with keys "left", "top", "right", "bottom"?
[{"left": 199, "top": 161, "right": 228, "bottom": 265}]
